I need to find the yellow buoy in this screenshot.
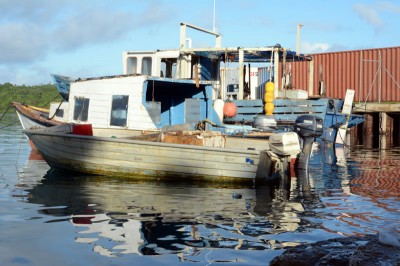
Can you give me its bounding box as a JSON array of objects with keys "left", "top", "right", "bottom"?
[
  {"left": 264, "top": 92, "right": 274, "bottom": 103},
  {"left": 264, "top": 81, "right": 275, "bottom": 115},
  {"left": 266, "top": 81, "right": 274, "bottom": 93}
]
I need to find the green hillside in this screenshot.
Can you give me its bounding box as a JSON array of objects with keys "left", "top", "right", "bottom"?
[{"left": 0, "top": 83, "right": 62, "bottom": 112}]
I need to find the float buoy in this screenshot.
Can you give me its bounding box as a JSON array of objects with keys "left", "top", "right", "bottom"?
[
  {"left": 264, "top": 81, "right": 275, "bottom": 115},
  {"left": 223, "top": 102, "right": 237, "bottom": 118},
  {"left": 213, "top": 99, "right": 225, "bottom": 122}
]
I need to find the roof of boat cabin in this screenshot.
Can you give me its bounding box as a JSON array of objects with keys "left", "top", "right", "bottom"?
[
  {"left": 183, "top": 47, "right": 311, "bottom": 62},
  {"left": 71, "top": 74, "right": 214, "bottom": 85},
  {"left": 122, "top": 46, "right": 311, "bottom": 63}
]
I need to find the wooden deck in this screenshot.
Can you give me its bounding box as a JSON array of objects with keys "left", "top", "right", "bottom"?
[{"left": 354, "top": 102, "right": 400, "bottom": 113}]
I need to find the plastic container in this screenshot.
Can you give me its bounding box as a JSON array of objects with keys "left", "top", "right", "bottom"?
[{"left": 72, "top": 124, "right": 93, "bottom": 136}]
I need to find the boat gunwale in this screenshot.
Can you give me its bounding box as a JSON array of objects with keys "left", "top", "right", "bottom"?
[{"left": 24, "top": 129, "right": 266, "bottom": 155}]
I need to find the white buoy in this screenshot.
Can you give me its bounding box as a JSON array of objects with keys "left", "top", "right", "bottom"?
[{"left": 213, "top": 99, "right": 224, "bottom": 123}]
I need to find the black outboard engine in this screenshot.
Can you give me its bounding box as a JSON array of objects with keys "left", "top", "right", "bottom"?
[{"left": 294, "top": 115, "right": 323, "bottom": 170}]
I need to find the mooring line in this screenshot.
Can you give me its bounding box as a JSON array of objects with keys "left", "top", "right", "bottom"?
[
  {"left": 15, "top": 131, "right": 26, "bottom": 179},
  {"left": 0, "top": 103, "right": 13, "bottom": 121}
]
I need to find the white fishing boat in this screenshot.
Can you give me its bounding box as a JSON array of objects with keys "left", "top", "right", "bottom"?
[
  {"left": 14, "top": 23, "right": 362, "bottom": 147},
  {"left": 19, "top": 22, "right": 338, "bottom": 182},
  {"left": 24, "top": 123, "right": 304, "bottom": 183}
]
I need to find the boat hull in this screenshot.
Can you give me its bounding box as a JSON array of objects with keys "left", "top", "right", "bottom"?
[{"left": 24, "top": 129, "right": 281, "bottom": 183}]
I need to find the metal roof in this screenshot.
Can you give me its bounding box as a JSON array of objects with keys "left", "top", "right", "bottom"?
[{"left": 181, "top": 46, "right": 311, "bottom": 63}]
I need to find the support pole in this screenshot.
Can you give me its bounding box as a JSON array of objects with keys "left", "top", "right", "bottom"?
[
  {"left": 273, "top": 49, "right": 279, "bottom": 96},
  {"left": 238, "top": 49, "right": 244, "bottom": 100}
]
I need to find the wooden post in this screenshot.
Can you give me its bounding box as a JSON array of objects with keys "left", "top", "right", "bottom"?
[
  {"left": 309, "top": 60, "right": 314, "bottom": 97},
  {"left": 379, "top": 112, "right": 387, "bottom": 135}
]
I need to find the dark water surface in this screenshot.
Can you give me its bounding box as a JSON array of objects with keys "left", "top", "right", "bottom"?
[{"left": 1, "top": 113, "right": 399, "bottom": 266}]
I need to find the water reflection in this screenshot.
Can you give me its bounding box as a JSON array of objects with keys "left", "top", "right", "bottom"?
[
  {"left": 12, "top": 142, "right": 400, "bottom": 260},
  {"left": 23, "top": 169, "right": 298, "bottom": 257}
]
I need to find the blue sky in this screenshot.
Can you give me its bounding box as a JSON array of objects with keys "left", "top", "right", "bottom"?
[{"left": 1, "top": 0, "right": 399, "bottom": 85}]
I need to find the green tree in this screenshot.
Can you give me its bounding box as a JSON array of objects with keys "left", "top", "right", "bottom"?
[{"left": 0, "top": 83, "right": 62, "bottom": 111}]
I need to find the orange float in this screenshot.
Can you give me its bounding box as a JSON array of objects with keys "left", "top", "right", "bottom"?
[{"left": 223, "top": 102, "right": 237, "bottom": 118}]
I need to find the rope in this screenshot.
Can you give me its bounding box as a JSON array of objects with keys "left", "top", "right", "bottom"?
[
  {"left": 0, "top": 103, "right": 13, "bottom": 121},
  {"left": 0, "top": 120, "right": 19, "bottom": 130},
  {"left": 0, "top": 103, "right": 20, "bottom": 130},
  {"left": 42, "top": 94, "right": 62, "bottom": 109},
  {"left": 48, "top": 100, "right": 64, "bottom": 119},
  {"left": 15, "top": 131, "right": 25, "bottom": 178}
]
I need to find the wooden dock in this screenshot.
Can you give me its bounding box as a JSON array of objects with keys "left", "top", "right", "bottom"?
[{"left": 353, "top": 102, "right": 400, "bottom": 147}]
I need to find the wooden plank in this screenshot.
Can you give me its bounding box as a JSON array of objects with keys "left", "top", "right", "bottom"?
[
  {"left": 273, "top": 106, "right": 326, "bottom": 113},
  {"left": 227, "top": 98, "right": 332, "bottom": 124},
  {"left": 236, "top": 107, "right": 263, "bottom": 114},
  {"left": 274, "top": 98, "right": 329, "bottom": 106},
  {"left": 233, "top": 99, "right": 263, "bottom": 107},
  {"left": 224, "top": 114, "right": 258, "bottom": 122}
]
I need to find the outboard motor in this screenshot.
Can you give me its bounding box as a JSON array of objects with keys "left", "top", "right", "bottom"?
[
  {"left": 253, "top": 115, "right": 277, "bottom": 131},
  {"left": 294, "top": 115, "right": 323, "bottom": 170}
]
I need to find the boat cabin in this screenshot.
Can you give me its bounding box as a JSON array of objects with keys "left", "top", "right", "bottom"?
[
  {"left": 49, "top": 23, "right": 311, "bottom": 132},
  {"left": 122, "top": 50, "right": 180, "bottom": 79},
  {"left": 50, "top": 75, "right": 221, "bottom": 131}
]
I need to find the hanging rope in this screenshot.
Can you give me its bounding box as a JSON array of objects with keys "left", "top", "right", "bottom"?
[
  {"left": 48, "top": 100, "right": 65, "bottom": 119},
  {"left": 0, "top": 103, "right": 13, "bottom": 121},
  {"left": 0, "top": 103, "right": 23, "bottom": 130},
  {"left": 41, "top": 94, "right": 62, "bottom": 108}
]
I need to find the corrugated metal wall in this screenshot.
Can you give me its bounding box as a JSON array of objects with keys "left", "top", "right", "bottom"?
[
  {"left": 288, "top": 60, "right": 309, "bottom": 91},
  {"left": 288, "top": 46, "right": 400, "bottom": 102}
]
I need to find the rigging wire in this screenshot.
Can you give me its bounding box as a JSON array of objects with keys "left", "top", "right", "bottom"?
[
  {"left": 0, "top": 103, "right": 20, "bottom": 130},
  {"left": 0, "top": 103, "right": 13, "bottom": 121}
]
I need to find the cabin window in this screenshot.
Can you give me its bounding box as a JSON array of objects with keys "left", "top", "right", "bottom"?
[
  {"left": 55, "top": 109, "right": 64, "bottom": 118},
  {"left": 142, "top": 57, "right": 152, "bottom": 75},
  {"left": 127, "top": 57, "right": 138, "bottom": 74},
  {"left": 73, "top": 97, "right": 89, "bottom": 121},
  {"left": 110, "top": 95, "right": 129, "bottom": 127},
  {"left": 160, "top": 58, "right": 177, "bottom": 78}
]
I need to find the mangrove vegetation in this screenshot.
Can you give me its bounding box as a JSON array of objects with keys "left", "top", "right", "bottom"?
[{"left": 0, "top": 83, "right": 62, "bottom": 111}]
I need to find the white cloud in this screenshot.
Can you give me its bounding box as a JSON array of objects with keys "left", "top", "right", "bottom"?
[
  {"left": 352, "top": 1, "right": 400, "bottom": 34},
  {"left": 353, "top": 3, "right": 384, "bottom": 30},
  {"left": 377, "top": 1, "right": 400, "bottom": 13},
  {"left": 0, "top": 23, "right": 49, "bottom": 63},
  {"left": 301, "top": 42, "right": 331, "bottom": 54},
  {"left": 0, "top": 1, "right": 172, "bottom": 66},
  {"left": 51, "top": 9, "right": 134, "bottom": 52}
]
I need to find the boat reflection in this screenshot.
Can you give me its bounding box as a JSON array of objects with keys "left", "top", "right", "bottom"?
[
  {"left": 18, "top": 143, "right": 362, "bottom": 258},
  {"left": 21, "top": 173, "right": 305, "bottom": 257}
]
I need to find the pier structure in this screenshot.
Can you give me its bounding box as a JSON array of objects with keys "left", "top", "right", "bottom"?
[
  {"left": 353, "top": 102, "right": 400, "bottom": 147},
  {"left": 281, "top": 46, "right": 400, "bottom": 147}
]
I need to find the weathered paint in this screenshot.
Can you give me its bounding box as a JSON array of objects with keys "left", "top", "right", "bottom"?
[
  {"left": 24, "top": 128, "right": 283, "bottom": 183},
  {"left": 68, "top": 76, "right": 221, "bottom": 131}
]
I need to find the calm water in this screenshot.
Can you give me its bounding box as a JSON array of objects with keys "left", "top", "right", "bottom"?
[{"left": 0, "top": 113, "right": 399, "bottom": 266}]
